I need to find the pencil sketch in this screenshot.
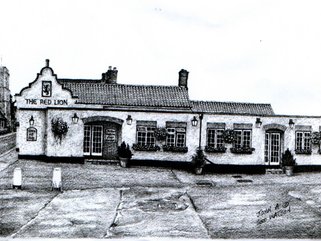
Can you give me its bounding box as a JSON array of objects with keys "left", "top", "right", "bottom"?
[{"left": 1, "top": 0, "right": 321, "bottom": 239}]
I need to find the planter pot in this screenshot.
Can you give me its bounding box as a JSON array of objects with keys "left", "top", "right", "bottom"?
[
  {"left": 119, "top": 157, "right": 130, "bottom": 168},
  {"left": 194, "top": 167, "right": 203, "bottom": 175},
  {"left": 285, "top": 166, "right": 294, "bottom": 176}
]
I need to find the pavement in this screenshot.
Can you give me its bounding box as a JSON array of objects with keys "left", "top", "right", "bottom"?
[{"left": 1, "top": 151, "right": 321, "bottom": 238}]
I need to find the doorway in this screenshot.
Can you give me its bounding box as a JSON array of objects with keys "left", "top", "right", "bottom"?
[
  {"left": 83, "top": 122, "right": 121, "bottom": 159},
  {"left": 264, "top": 131, "right": 283, "bottom": 165}
]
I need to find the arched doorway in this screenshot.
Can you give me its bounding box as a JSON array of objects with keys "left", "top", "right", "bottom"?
[
  {"left": 263, "top": 124, "right": 287, "bottom": 166},
  {"left": 83, "top": 116, "right": 123, "bottom": 159}
]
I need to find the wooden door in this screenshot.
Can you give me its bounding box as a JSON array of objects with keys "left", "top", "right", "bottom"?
[{"left": 103, "top": 123, "right": 119, "bottom": 159}]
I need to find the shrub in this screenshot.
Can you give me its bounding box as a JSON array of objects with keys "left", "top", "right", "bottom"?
[
  {"left": 192, "top": 148, "right": 207, "bottom": 168},
  {"left": 118, "top": 141, "right": 133, "bottom": 158},
  {"left": 154, "top": 127, "right": 167, "bottom": 141},
  {"left": 281, "top": 149, "right": 296, "bottom": 166}
]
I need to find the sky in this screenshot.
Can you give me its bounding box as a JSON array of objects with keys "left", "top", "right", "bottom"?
[{"left": 1, "top": 0, "right": 321, "bottom": 115}]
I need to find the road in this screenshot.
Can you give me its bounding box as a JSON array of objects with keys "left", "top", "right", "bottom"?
[{"left": 1, "top": 154, "right": 321, "bottom": 238}]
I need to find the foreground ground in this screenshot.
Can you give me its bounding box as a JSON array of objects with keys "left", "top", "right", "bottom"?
[{"left": 1, "top": 150, "right": 321, "bottom": 238}]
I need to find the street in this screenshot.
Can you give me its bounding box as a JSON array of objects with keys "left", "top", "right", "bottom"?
[{"left": 1, "top": 151, "right": 321, "bottom": 238}]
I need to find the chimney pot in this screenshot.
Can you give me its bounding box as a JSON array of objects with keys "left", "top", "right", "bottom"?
[
  {"left": 104, "top": 66, "right": 118, "bottom": 84},
  {"left": 178, "top": 69, "right": 189, "bottom": 89}
]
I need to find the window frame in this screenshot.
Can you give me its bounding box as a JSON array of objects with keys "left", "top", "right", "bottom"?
[
  {"left": 207, "top": 128, "right": 225, "bottom": 149},
  {"left": 136, "top": 126, "right": 156, "bottom": 147},
  {"left": 233, "top": 129, "right": 252, "bottom": 149},
  {"left": 165, "top": 126, "right": 187, "bottom": 148},
  {"left": 295, "top": 131, "right": 311, "bottom": 153}
]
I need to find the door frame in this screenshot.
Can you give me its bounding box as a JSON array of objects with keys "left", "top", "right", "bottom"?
[
  {"left": 82, "top": 116, "right": 123, "bottom": 158},
  {"left": 264, "top": 129, "right": 284, "bottom": 166}
]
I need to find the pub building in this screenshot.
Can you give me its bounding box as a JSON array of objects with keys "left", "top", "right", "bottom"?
[{"left": 14, "top": 60, "right": 321, "bottom": 172}]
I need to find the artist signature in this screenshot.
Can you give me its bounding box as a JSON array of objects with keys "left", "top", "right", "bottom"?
[{"left": 256, "top": 201, "right": 291, "bottom": 225}]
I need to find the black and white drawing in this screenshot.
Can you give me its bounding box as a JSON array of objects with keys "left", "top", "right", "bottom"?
[{"left": 1, "top": 0, "right": 321, "bottom": 239}]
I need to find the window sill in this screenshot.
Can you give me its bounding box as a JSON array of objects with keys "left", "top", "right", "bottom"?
[
  {"left": 162, "top": 145, "right": 188, "bottom": 153},
  {"left": 132, "top": 144, "right": 160, "bottom": 152},
  {"left": 295, "top": 149, "right": 312, "bottom": 155},
  {"left": 205, "top": 146, "right": 226, "bottom": 153},
  {"left": 230, "top": 147, "right": 255, "bottom": 154}
]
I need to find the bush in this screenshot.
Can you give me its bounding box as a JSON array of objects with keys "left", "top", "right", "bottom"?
[
  {"left": 118, "top": 141, "right": 133, "bottom": 158},
  {"left": 281, "top": 149, "right": 296, "bottom": 166},
  {"left": 192, "top": 148, "right": 207, "bottom": 168}
]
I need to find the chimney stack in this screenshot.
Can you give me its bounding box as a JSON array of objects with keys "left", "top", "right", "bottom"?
[
  {"left": 178, "top": 69, "right": 189, "bottom": 89},
  {"left": 103, "top": 66, "right": 118, "bottom": 84}
]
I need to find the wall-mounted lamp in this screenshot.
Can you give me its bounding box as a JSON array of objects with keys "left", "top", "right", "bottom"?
[
  {"left": 289, "top": 119, "right": 295, "bottom": 129},
  {"left": 72, "top": 113, "right": 79, "bottom": 124},
  {"left": 29, "top": 116, "right": 34, "bottom": 126},
  {"left": 126, "top": 115, "right": 132, "bottom": 125},
  {"left": 255, "top": 118, "right": 262, "bottom": 128},
  {"left": 191, "top": 116, "right": 198, "bottom": 127}
]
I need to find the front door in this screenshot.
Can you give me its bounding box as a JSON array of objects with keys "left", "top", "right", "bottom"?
[
  {"left": 83, "top": 122, "right": 120, "bottom": 159},
  {"left": 103, "top": 123, "right": 119, "bottom": 159},
  {"left": 265, "top": 132, "right": 281, "bottom": 165},
  {"left": 84, "top": 125, "right": 103, "bottom": 156}
]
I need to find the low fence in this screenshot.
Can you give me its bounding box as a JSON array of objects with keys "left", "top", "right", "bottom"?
[{"left": 0, "top": 132, "right": 16, "bottom": 155}]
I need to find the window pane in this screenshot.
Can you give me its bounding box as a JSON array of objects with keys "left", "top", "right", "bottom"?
[
  {"left": 234, "top": 130, "right": 242, "bottom": 148},
  {"left": 207, "top": 129, "right": 215, "bottom": 148},
  {"left": 83, "top": 125, "right": 91, "bottom": 154},
  {"left": 137, "top": 131, "right": 146, "bottom": 145},
  {"left": 216, "top": 129, "right": 224, "bottom": 147},
  {"left": 146, "top": 132, "right": 155, "bottom": 146},
  {"left": 166, "top": 134, "right": 175, "bottom": 146},
  {"left": 296, "top": 132, "right": 303, "bottom": 149},
  {"left": 176, "top": 133, "right": 186, "bottom": 147},
  {"left": 92, "top": 126, "right": 103, "bottom": 155},
  {"left": 304, "top": 132, "right": 311, "bottom": 150},
  {"left": 243, "top": 130, "right": 251, "bottom": 148}
]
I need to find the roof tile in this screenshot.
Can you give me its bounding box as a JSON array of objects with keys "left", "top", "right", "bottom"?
[{"left": 191, "top": 100, "right": 274, "bottom": 115}]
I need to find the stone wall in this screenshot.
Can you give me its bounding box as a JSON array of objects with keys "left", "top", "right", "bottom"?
[{"left": 0, "top": 132, "right": 16, "bottom": 154}]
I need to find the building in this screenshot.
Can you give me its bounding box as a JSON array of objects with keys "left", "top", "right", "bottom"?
[
  {"left": 14, "top": 60, "right": 321, "bottom": 172},
  {"left": 0, "top": 66, "right": 12, "bottom": 132}
]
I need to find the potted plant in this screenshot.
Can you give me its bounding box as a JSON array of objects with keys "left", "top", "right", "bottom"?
[
  {"left": 191, "top": 148, "right": 207, "bottom": 175},
  {"left": 281, "top": 149, "right": 296, "bottom": 176},
  {"left": 118, "top": 141, "right": 133, "bottom": 168}
]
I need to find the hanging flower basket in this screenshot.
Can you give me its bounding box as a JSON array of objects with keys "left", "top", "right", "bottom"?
[
  {"left": 154, "top": 127, "right": 167, "bottom": 141},
  {"left": 222, "top": 129, "right": 236, "bottom": 144},
  {"left": 311, "top": 132, "right": 321, "bottom": 145},
  {"left": 51, "top": 117, "right": 69, "bottom": 144}
]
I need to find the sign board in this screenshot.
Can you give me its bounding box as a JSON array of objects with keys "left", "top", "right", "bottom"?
[{"left": 105, "top": 129, "right": 116, "bottom": 142}]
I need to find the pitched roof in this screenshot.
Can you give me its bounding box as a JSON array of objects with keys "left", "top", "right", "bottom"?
[
  {"left": 191, "top": 100, "right": 274, "bottom": 115},
  {"left": 59, "top": 79, "right": 191, "bottom": 109}
]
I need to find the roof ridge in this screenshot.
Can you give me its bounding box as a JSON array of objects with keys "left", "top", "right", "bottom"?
[
  {"left": 191, "top": 100, "right": 272, "bottom": 106},
  {"left": 60, "top": 80, "right": 183, "bottom": 89}
]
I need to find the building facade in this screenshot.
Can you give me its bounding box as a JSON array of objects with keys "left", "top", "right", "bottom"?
[
  {"left": 0, "top": 66, "right": 12, "bottom": 131},
  {"left": 14, "top": 60, "right": 321, "bottom": 171}
]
